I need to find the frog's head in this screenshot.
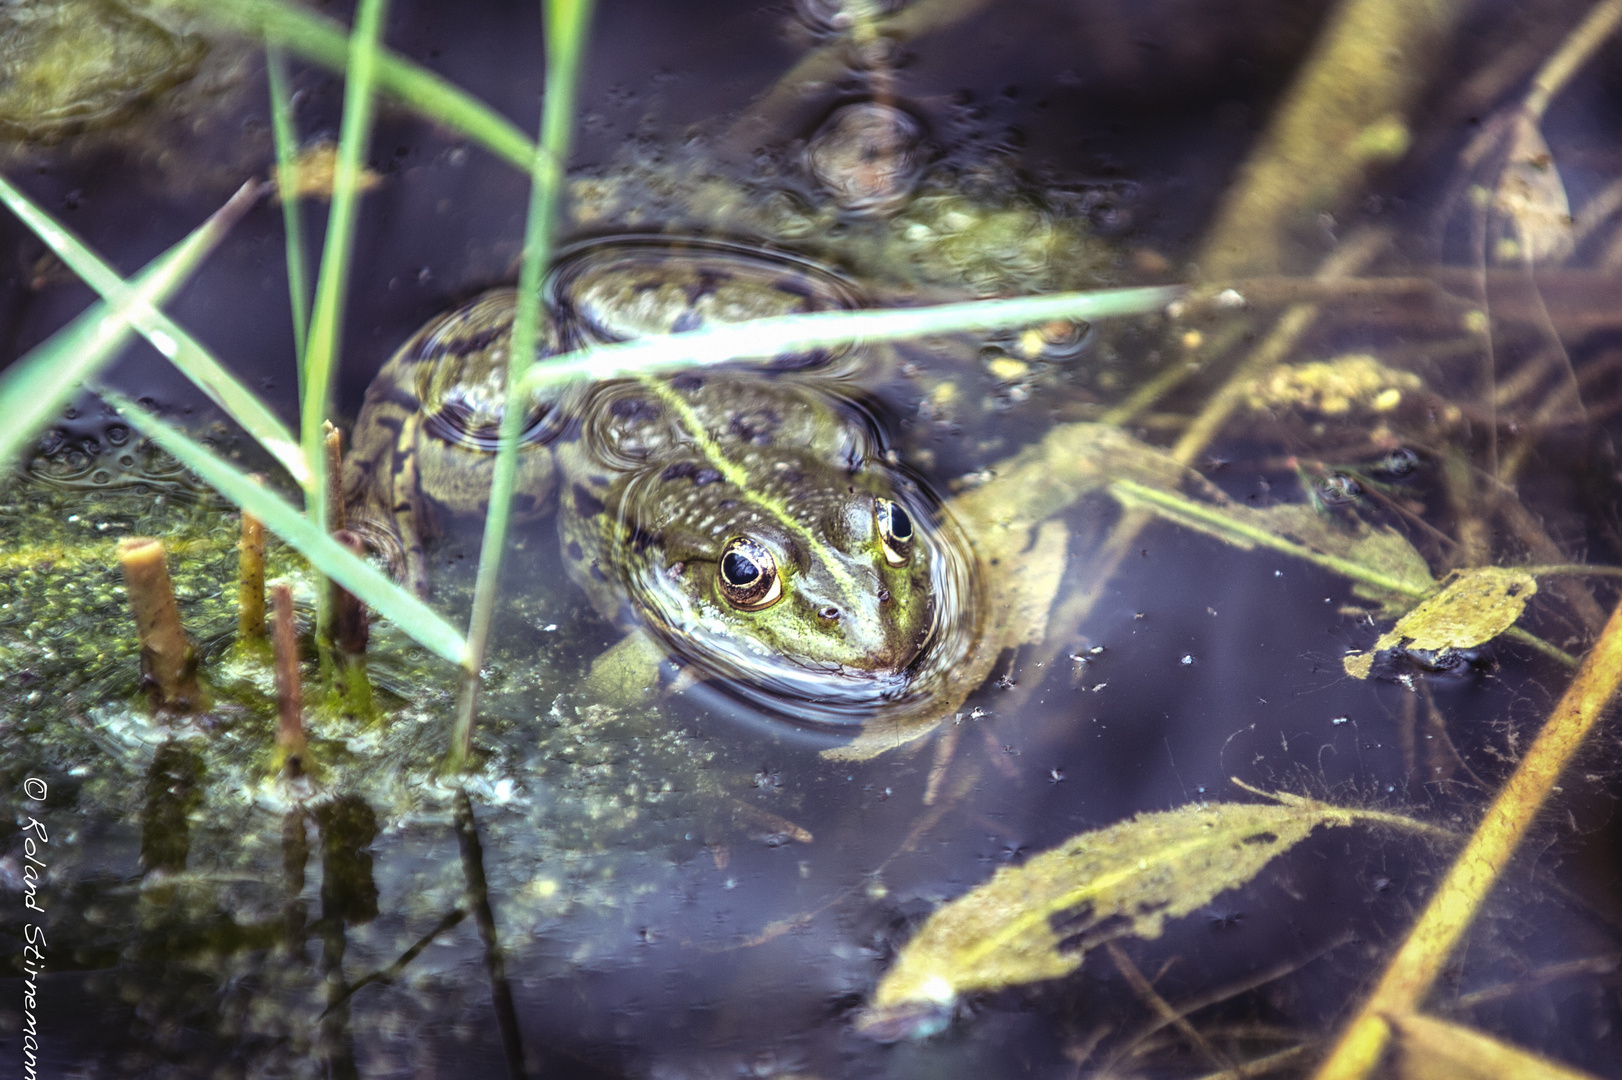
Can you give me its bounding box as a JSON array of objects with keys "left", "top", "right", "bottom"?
[{"left": 617, "top": 449, "right": 960, "bottom": 725}]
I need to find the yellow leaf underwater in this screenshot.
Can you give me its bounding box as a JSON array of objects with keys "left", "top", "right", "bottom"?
[
  {"left": 1343, "top": 567, "right": 1537, "bottom": 678},
  {"left": 859, "top": 794, "right": 1379, "bottom": 1039},
  {"left": 271, "top": 140, "right": 383, "bottom": 202},
  {"left": 1388, "top": 1011, "right": 1602, "bottom": 1080}
]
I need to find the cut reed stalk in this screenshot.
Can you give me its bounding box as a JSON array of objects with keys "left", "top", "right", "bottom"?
[
  {"left": 323, "top": 422, "right": 346, "bottom": 533},
  {"left": 330, "top": 530, "right": 375, "bottom": 720},
  {"left": 118, "top": 537, "right": 205, "bottom": 714},
  {"left": 239, "top": 509, "right": 268, "bottom": 645},
  {"left": 271, "top": 582, "right": 308, "bottom": 773}
]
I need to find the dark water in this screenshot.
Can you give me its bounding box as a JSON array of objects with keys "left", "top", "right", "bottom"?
[{"left": 7, "top": 1, "right": 1622, "bottom": 1077}]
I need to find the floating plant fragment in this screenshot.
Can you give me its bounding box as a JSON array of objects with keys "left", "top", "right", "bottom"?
[
  {"left": 1343, "top": 567, "right": 1537, "bottom": 679},
  {"left": 859, "top": 792, "right": 1423, "bottom": 1039},
  {"left": 1244, "top": 354, "right": 1422, "bottom": 416},
  {"left": 271, "top": 139, "right": 384, "bottom": 202}
]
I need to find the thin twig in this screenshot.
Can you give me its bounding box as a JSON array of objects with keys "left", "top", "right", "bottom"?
[{"left": 1106, "top": 942, "right": 1235, "bottom": 1072}]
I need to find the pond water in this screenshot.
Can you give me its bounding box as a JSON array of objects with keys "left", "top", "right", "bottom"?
[{"left": 6, "top": 1, "right": 1622, "bottom": 1078}]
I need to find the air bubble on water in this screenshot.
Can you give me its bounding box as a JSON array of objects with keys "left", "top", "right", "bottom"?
[{"left": 1180, "top": 654, "right": 1194, "bottom": 665}]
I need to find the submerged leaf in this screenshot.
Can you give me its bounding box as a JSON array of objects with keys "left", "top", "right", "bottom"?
[
  {"left": 1492, "top": 117, "right": 1573, "bottom": 265},
  {"left": 860, "top": 795, "right": 1370, "bottom": 1038},
  {"left": 1388, "top": 568, "right": 1538, "bottom": 651},
  {"left": 1344, "top": 567, "right": 1537, "bottom": 678},
  {"left": 1388, "top": 1011, "right": 1602, "bottom": 1080},
  {"left": 272, "top": 139, "right": 384, "bottom": 201}
]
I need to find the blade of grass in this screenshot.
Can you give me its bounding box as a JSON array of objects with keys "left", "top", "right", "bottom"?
[
  {"left": 267, "top": 45, "right": 311, "bottom": 384},
  {"left": 518, "top": 285, "right": 1185, "bottom": 393},
  {"left": 100, "top": 389, "right": 466, "bottom": 665},
  {"left": 447, "top": 0, "right": 596, "bottom": 772},
  {"left": 0, "top": 176, "right": 308, "bottom": 485},
  {"left": 177, "top": 0, "right": 533, "bottom": 171},
  {"left": 0, "top": 181, "right": 259, "bottom": 474},
  {"left": 301, "top": 0, "right": 390, "bottom": 530}
]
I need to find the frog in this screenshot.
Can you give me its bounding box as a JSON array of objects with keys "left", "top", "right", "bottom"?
[
  {"left": 0, "top": 0, "right": 205, "bottom": 142},
  {"left": 345, "top": 239, "right": 990, "bottom": 729}
]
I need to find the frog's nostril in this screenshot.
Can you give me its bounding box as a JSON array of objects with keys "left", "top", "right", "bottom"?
[
  {"left": 818, "top": 605, "right": 841, "bottom": 621},
  {"left": 877, "top": 588, "right": 891, "bottom": 603}
]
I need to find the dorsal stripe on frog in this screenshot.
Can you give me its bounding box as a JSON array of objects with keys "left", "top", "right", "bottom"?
[{"left": 635, "top": 375, "right": 867, "bottom": 601}]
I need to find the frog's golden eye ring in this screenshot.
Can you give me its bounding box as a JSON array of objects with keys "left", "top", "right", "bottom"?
[
  {"left": 876, "top": 499, "right": 914, "bottom": 566},
  {"left": 718, "top": 536, "right": 783, "bottom": 611}
]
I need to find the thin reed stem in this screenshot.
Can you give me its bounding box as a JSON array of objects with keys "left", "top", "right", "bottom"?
[
  {"left": 301, "top": 0, "right": 390, "bottom": 531},
  {"left": 267, "top": 45, "right": 311, "bottom": 383},
  {"left": 448, "top": 0, "right": 596, "bottom": 772}
]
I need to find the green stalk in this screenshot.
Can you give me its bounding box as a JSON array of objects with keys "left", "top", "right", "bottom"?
[
  {"left": 300, "top": 0, "right": 390, "bottom": 529},
  {"left": 446, "top": 0, "right": 596, "bottom": 772},
  {"left": 101, "top": 389, "right": 467, "bottom": 665},
  {"left": 266, "top": 45, "right": 311, "bottom": 385},
  {"left": 181, "top": 0, "right": 534, "bottom": 170},
  {"left": 1110, "top": 479, "right": 1578, "bottom": 668},
  {"left": 0, "top": 179, "right": 259, "bottom": 474},
  {"left": 519, "top": 285, "right": 1185, "bottom": 392}
]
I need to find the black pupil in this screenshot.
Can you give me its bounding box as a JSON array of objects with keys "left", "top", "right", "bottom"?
[
  {"left": 887, "top": 503, "right": 912, "bottom": 540},
  {"left": 723, "top": 551, "right": 760, "bottom": 586}
]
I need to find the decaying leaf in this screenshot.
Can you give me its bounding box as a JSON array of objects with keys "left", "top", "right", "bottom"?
[
  {"left": 1388, "top": 1011, "right": 1601, "bottom": 1080},
  {"left": 1492, "top": 117, "right": 1573, "bottom": 265},
  {"left": 860, "top": 793, "right": 1382, "bottom": 1039},
  {"left": 272, "top": 140, "right": 383, "bottom": 202},
  {"left": 1344, "top": 567, "right": 1537, "bottom": 678}
]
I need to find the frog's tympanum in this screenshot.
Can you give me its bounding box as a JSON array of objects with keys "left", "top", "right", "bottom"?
[{"left": 346, "top": 240, "right": 983, "bottom": 730}]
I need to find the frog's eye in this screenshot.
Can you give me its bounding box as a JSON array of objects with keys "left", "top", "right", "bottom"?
[
  {"left": 876, "top": 499, "right": 914, "bottom": 566},
  {"left": 718, "top": 536, "right": 783, "bottom": 611}
]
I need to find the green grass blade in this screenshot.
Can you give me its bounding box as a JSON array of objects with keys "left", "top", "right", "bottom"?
[
  {"left": 187, "top": 0, "right": 533, "bottom": 170},
  {"left": 267, "top": 45, "right": 311, "bottom": 383},
  {"left": 519, "top": 285, "right": 1186, "bottom": 392},
  {"left": 301, "top": 0, "right": 390, "bottom": 527},
  {"left": 0, "top": 182, "right": 258, "bottom": 475},
  {"left": 101, "top": 389, "right": 467, "bottom": 665},
  {"left": 448, "top": 0, "right": 596, "bottom": 770},
  {"left": 0, "top": 176, "right": 309, "bottom": 485}
]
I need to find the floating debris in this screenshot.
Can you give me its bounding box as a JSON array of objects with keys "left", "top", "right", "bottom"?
[{"left": 1344, "top": 567, "right": 1537, "bottom": 679}]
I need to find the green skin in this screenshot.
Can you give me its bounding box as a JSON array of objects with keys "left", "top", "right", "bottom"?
[{"left": 345, "top": 286, "right": 939, "bottom": 692}]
